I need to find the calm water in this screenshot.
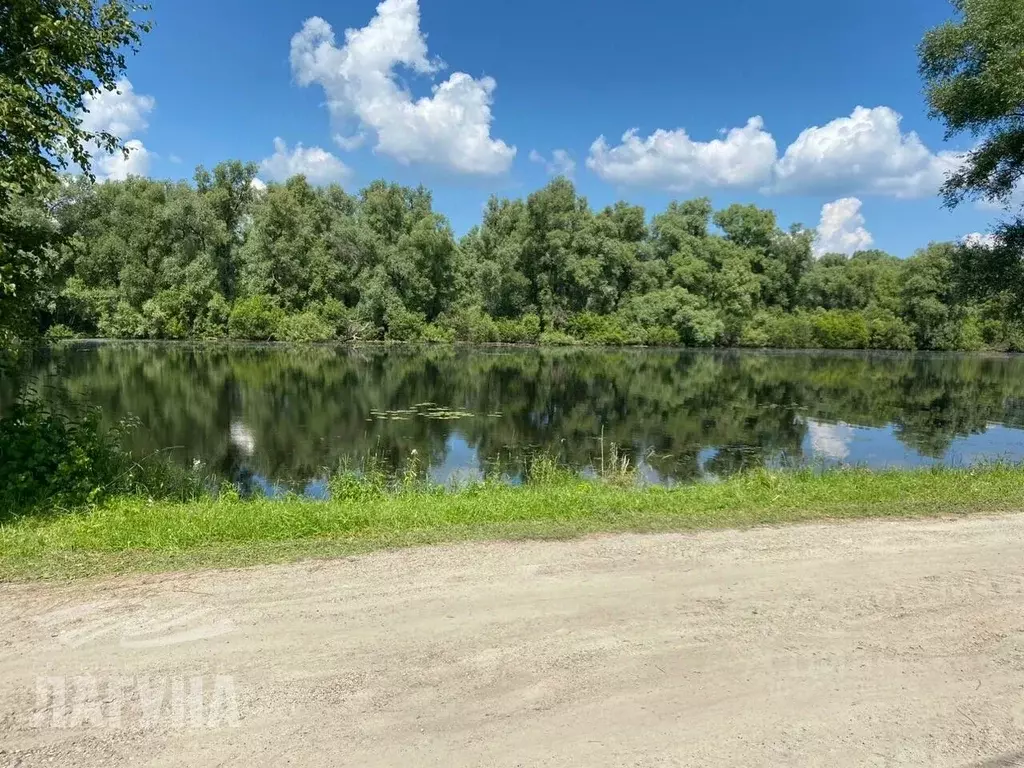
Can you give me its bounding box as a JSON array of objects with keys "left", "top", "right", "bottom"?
[{"left": 8, "top": 342, "right": 1024, "bottom": 491}]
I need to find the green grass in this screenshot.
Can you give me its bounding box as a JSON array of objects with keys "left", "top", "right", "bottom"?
[{"left": 2, "top": 464, "right": 1024, "bottom": 581}]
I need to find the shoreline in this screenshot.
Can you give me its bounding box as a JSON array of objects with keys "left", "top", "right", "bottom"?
[{"left": 2, "top": 464, "right": 1023, "bottom": 581}]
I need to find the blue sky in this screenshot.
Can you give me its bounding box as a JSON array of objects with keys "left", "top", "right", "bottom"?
[{"left": 82, "top": 0, "right": 1001, "bottom": 256}]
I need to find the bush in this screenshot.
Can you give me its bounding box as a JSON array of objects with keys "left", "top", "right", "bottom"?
[
  {"left": 420, "top": 323, "right": 455, "bottom": 343},
  {"left": 564, "top": 312, "right": 640, "bottom": 345},
  {"left": 99, "top": 301, "right": 148, "bottom": 339},
  {"left": 198, "top": 293, "right": 231, "bottom": 339},
  {"left": 812, "top": 310, "right": 870, "bottom": 349},
  {"left": 44, "top": 324, "right": 76, "bottom": 342},
  {"left": 642, "top": 326, "right": 681, "bottom": 346},
  {"left": 495, "top": 313, "right": 541, "bottom": 343},
  {"left": 538, "top": 329, "right": 580, "bottom": 346},
  {"left": 0, "top": 401, "right": 128, "bottom": 514},
  {"left": 141, "top": 290, "right": 189, "bottom": 339},
  {"left": 866, "top": 311, "right": 914, "bottom": 350},
  {"left": 0, "top": 400, "right": 208, "bottom": 516},
  {"left": 314, "top": 298, "right": 349, "bottom": 336},
  {"left": 740, "top": 311, "right": 817, "bottom": 349},
  {"left": 383, "top": 302, "right": 426, "bottom": 341},
  {"left": 228, "top": 295, "right": 284, "bottom": 340},
  {"left": 277, "top": 312, "right": 335, "bottom": 342},
  {"left": 437, "top": 307, "right": 499, "bottom": 343}
]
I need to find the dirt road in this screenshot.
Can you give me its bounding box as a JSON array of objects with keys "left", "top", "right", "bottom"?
[{"left": 3, "top": 515, "right": 1024, "bottom": 767}]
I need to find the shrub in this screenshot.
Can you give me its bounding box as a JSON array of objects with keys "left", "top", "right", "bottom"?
[
  {"left": 44, "top": 324, "right": 76, "bottom": 342},
  {"left": 0, "top": 400, "right": 208, "bottom": 516},
  {"left": 277, "top": 312, "right": 335, "bottom": 342},
  {"left": 865, "top": 311, "right": 914, "bottom": 350},
  {"left": 55, "top": 278, "right": 112, "bottom": 336},
  {"left": 740, "top": 311, "right": 817, "bottom": 349},
  {"left": 437, "top": 307, "right": 499, "bottom": 343},
  {"left": 538, "top": 329, "right": 580, "bottom": 346},
  {"left": 383, "top": 302, "right": 426, "bottom": 341},
  {"left": 141, "top": 290, "right": 189, "bottom": 339},
  {"left": 565, "top": 313, "right": 639, "bottom": 345},
  {"left": 228, "top": 295, "right": 284, "bottom": 340},
  {"left": 420, "top": 323, "right": 456, "bottom": 343},
  {"left": 99, "top": 301, "right": 147, "bottom": 339},
  {"left": 198, "top": 293, "right": 231, "bottom": 339},
  {"left": 0, "top": 401, "right": 128, "bottom": 514},
  {"left": 495, "top": 313, "right": 542, "bottom": 343},
  {"left": 739, "top": 313, "right": 773, "bottom": 348},
  {"left": 314, "top": 298, "right": 349, "bottom": 336},
  {"left": 812, "top": 310, "right": 870, "bottom": 349},
  {"left": 642, "top": 326, "right": 681, "bottom": 346}
]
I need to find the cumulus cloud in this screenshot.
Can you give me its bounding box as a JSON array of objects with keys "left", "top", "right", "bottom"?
[
  {"left": 259, "top": 137, "right": 350, "bottom": 184},
  {"left": 529, "top": 148, "right": 576, "bottom": 178},
  {"left": 586, "top": 117, "right": 777, "bottom": 191},
  {"left": 962, "top": 232, "right": 1000, "bottom": 249},
  {"left": 79, "top": 79, "right": 154, "bottom": 137},
  {"left": 814, "top": 198, "right": 873, "bottom": 256},
  {"left": 290, "top": 0, "right": 515, "bottom": 175},
  {"left": 77, "top": 79, "right": 155, "bottom": 181},
  {"left": 92, "top": 139, "right": 152, "bottom": 181},
  {"left": 774, "top": 106, "right": 963, "bottom": 198},
  {"left": 584, "top": 106, "right": 963, "bottom": 199}
]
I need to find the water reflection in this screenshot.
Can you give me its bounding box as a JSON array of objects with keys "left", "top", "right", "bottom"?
[{"left": 6, "top": 343, "right": 1024, "bottom": 490}]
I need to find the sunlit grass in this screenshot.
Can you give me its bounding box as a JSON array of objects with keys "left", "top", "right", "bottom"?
[{"left": 2, "top": 463, "right": 1023, "bottom": 581}]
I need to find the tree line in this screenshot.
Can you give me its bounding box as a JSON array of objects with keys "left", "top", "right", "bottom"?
[
  {"left": 3, "top": 0, "right": 1022, "bottom": 355},
  {"left": 14, "top": 166, "right": 1021, "bottom": 351}
]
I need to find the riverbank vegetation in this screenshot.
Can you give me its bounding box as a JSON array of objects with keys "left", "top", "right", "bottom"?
[
  {"left": 13, "top": 171, "right": 1023, "bottom": 351},
  {"left": 2, "top": 461, "right": 1023, "bottom": 580}
]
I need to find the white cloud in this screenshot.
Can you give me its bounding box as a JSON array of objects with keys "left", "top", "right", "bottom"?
[
  {"left": 807, "top": 419, "right": 854, "bottom": 461},
  {"left": 586, "top": 117, "right": 777, "bottom": 191},
  {"left": 774, "top": 106, "right": 963, "bottom": 198},
  {"left": 91, "top": 139, "right": 152, "bottom": 181},
  {"left": 962, "top": 232, "right": 1000, "bottom": 249},
  {"left": 76, "top": 79, "right": 155, "bottom": 181},
  {"left": 529, "top": 148, "right": 576, "bottom": 178},
  {"left": 584, "top": 106, "right": 965, "bottom": 199},
  {"left": 259, "top": 137, "right": 350, "bottom": 185},
  {"left": 333, "top": 132, "right": 367, "bottom": 152},
  {"left": 814, "top": 197, "right": 873, "bottom": 256},
  {"left": 79, "top": 79, "right": 154, "bottom": 137},
  {"left": 250, "top": 177, "right": 268, "bottom": 192},
  {"left": 290, "top": 0, "right": 515, "bottom": 175}
]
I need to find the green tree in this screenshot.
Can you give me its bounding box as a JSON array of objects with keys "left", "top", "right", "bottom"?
[
  {"left": 1, "top": 0, "right": 150, "bottom": 344},
  {"left": 920, "top": 0, "right": 1024, "bottom": 308},
  {"left": 920, "top": 0, "right": 1024, "bottom": 211}
]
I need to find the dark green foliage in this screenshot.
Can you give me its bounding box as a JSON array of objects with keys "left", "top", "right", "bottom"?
[
  {"left": 919, "top": 0, "right": 1024, "bottom": 308},
  {"left": 0, "top": 397, "right": 208, "bottom": 517},
  {"left": 1, "top": 0, "right": 151, "bottom": 347},
  {"left": 0, "top": 401, "right": 124, "bottom": 513}
]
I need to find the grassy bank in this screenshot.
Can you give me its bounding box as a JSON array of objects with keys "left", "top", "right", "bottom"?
[{"left": 2, "top": 464, "right": 1024, "bottom": 580}]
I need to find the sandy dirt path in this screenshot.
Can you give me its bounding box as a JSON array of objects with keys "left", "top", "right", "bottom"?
[{"left": 3, "top": 515, "right": 1024, "bottom": 767}]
